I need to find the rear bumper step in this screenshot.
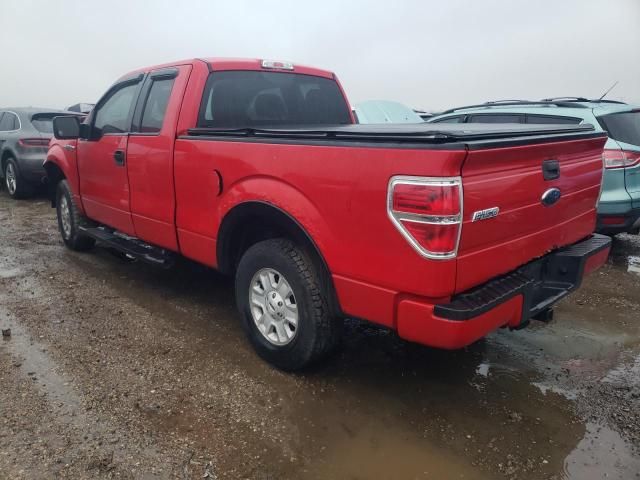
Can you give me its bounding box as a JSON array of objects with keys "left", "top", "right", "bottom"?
[
  {"left": 434, "top": 233, "right": 611, "bottom": 321},
  {"left": 396, "top": 234, "right": 611, "bottom": 349}
]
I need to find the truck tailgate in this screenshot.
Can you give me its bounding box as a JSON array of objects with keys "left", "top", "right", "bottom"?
[{"left": 456, "top": 135, "right": 607, "bottom": 293}]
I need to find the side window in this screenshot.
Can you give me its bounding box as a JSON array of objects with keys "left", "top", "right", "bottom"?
[
  {"left": 468, "top": 114, "right": 524, "bottom": 123},
  {"left": 0, "top": 113, "right": 18, "bottom": 131},
  {"left": 526, "top": 115, "right": 582, "bottom": 125},
  {"left": 139, "top": 78, "right": 175, "bottom": 133},
  {"left": 432, "top": 116, "right": 463, "bottom": 123},
  {"left": 94, "top": 83, "right": 139, "bottom": 134},
  {"left": 0, "top": 113, "right": 9, "bottom": 131}
]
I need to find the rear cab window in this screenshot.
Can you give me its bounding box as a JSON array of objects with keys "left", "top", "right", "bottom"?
[
  {"left": 598, "top": 110, "right": 640, "bottom": 147},
  {"left": 197, "top": 71, "right": 352, "bottom": 128}
]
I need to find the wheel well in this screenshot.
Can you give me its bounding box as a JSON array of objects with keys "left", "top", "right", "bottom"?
[
  {"left": 43, "top": 162, "right": 65, "bottom": 207},
  {"left": 217, "top": 202, "right": 343, "bottom": 316}
]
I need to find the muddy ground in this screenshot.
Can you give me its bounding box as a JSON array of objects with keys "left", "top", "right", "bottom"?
[{"left": 0, "top": 191, "right": 639, "bottom": 480}]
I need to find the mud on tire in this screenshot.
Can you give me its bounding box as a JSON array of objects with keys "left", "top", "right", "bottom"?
[
  {"left": 56, "top": 179, "right": 95, "bottom": 251},
  {"left": 235, "top": 238, "right": 342, "bottom": 371}
]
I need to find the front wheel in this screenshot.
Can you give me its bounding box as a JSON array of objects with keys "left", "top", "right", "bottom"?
[
  {"left": 235, "top": 238, "right": 342, "bottom": 370},
  {"left": 56, "top": 180, "right": 95, "bottom": 251}
]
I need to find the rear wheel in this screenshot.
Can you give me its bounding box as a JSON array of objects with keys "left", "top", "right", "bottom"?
[
  {"left": 4, "top": 158, "right": 33, "bottom": 199},
  {"left": 56, "top": 179, "right": 95, "bottom": 251},
  {"left": 235, "top": 238, "right": 342, "bottom": 370}
]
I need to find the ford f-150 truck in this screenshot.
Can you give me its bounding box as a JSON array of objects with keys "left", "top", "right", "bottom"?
[{"left": 45, "top": 58, "right": 611, "bottom": 370}]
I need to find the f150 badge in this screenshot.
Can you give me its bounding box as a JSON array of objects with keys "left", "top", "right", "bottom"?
[{"left": 472, "top": 207, "right": 500, "bottom": 222}]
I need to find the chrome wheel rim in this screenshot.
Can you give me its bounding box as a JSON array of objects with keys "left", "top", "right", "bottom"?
[
  {"left": 5, "top": 163, "right": 16, "bottom": 195},
  {"left": 249, "top": 268, "right": 298, "bottom": 346},
  {"left": 59, "top": 195, "right": 72, "bottom": 239}
]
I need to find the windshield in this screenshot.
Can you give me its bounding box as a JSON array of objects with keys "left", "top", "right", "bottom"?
[
  {"left": 198, "top": 71, "right": 352, "bottom": 128},
  {"left": 354, "top": 101, "right": 423, "bottom": 124},
  {"left": 598, "top": 110, "right": 640, "bottom": 147}
]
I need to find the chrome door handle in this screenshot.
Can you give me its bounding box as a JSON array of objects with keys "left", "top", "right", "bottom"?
[{"left": 63, "top": 144, "right": 76, "bottom": 151}]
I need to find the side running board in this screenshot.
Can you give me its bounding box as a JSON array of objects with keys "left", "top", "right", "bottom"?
[{"left": 78, "top": 226, "right": 175, "bottom": 268}]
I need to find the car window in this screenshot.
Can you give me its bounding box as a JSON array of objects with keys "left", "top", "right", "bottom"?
[
  {"left": 467, "top": 114, "right": 523, "bottom": 123},
  {"left": 431, "top": 116, "right": 463, "bottom": 123},
  {"left": 0, "top": 113, "right": 8, "bottom": 131},
  {"left": 139, "top": 78, "right": 175, "bottom": 133},
  {"left": 198, "top": 71, "right": 351, "bottom": 128},
  {"left": 526, "top": 115, "right": 582, "bottom": 125},
  {"left": 31, "top": 113, "right": 67, "bottom": 133},
  {"left": 0, "top": 112, "right": 19, "bottom": 131},
  {"left": 598, "top": 111, "right": 640, "bottom": 147},
  {"left": 94, "top": 83, "right": 139, "bottom": 134}
]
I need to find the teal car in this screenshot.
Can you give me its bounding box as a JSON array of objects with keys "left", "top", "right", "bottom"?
[{"left": 428, "top": 98, "right": 640, "bottom": 235}]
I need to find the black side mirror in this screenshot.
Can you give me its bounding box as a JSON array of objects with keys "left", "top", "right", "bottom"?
[
  {"left": 53, "top": 116, "right": 80, "bottom": 140},
  {"left": 79, "top": 122, "right": 92, "bottom": 140}
]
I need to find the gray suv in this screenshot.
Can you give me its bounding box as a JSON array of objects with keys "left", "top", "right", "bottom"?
[{"left": 0, "top": 108, "right": 82, "bottom": 198}]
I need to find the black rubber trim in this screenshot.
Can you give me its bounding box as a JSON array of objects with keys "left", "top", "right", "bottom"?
[
  {"left": 434, "top": 234, "right": 611, "bottom": 321},
  {"left": 178, "top": 130, "right": 605, "bottom": 151},
  {"left": 596, "top": 209, "right": 640, "bottom": 234}
]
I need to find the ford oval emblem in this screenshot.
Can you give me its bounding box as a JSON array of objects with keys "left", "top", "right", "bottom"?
[{"left": 541, "top": 188, "right": 562, "bottom": 207}]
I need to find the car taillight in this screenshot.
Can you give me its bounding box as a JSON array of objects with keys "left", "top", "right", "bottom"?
[
  {"left": 387, "top": 176, "right": 462, "bottom": 259},
  {"left": 603, "top": 149, "right": 640, "bottom": 169},
  {"left": 18, "top": 138, "right": 50, "bottom": 147}
]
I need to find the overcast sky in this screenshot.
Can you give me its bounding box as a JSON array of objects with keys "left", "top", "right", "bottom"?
[{"left": 1, "top": 0, "right": 638, "bottom": 112}]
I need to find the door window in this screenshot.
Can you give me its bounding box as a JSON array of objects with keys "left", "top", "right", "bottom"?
[
  {"left": 526, "top": 115, "right": 582, "bottom": 125},
  {"left": 94, "top": 83, "right": 139, "bottom": 134},
  {"left": 0, "top": 112, "right": 19, "bottom": 131},
  {"left": 139, "top": 78, "right": 175, "bottom": 133},
  {"left": 431, "top": 116, "right": 463, "bottom": 123}
]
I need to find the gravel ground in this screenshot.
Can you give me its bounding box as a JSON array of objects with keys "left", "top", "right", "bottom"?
[{"left": 1, "top": 191, "right": 639, "bottom": 479}]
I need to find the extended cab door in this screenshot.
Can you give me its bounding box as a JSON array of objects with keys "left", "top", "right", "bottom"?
[
  {"left": 126, "top": 65, "right": 192, "bottom": 250},
  {"left": 77, "top": 75, "right": 143, "bottom": 235}
]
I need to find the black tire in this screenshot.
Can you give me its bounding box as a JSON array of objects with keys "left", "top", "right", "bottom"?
[
  {"left": 56, "top": 179, "right": 95, "bottom": 251},
  {"left": 235, "top": 238, "right": 342, "bottom": 371},
  {"left": 4, "top": 158, "right": 34, "bottom": 199}
]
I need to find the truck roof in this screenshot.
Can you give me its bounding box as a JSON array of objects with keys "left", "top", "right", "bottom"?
[{"left": 118, "top": 58, "right": 335, "bottom": 82}]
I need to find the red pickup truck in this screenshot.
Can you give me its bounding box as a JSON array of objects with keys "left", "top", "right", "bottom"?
[{"left": 45, "top": 58, "right": 611, "bottom": 370}]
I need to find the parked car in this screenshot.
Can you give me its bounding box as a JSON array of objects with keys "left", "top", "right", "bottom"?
[
  {"left": 0, "top": 108, "right": 84, "bottom": 198},
  {"left": 428, "top": 98, "right": 640, "bottom": 235},
  {"left": 66, "top": 103, "right": 95, "bottom": 114},
  {"left": 354, "top": 100, "right": 423, "bottom": 123},
  {"left": 45, "top": 58, "right": 610, "bottom": 370},
  {"left": 414, "top": 109, "right": 435, "bottom": 121}
]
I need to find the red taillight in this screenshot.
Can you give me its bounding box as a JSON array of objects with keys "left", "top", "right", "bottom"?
[
  {"left": 603, "top": 149, "right": 640, "bottom": 169},
  {"left": 388, "top": 176, "right": 462, "bottom": 259},
  {"left": 18, "top": 138, "right": 50, "bottom": 147},
  {"left": 601, "top": 216, "right": 625, "bottom": 225},
  {"left": 392, "top": 183, "right": 460, "bottom": 216}
]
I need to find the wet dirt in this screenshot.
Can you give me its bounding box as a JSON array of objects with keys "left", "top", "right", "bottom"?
[{"left": 1, "top": 191, "right": 639, "bottom": 479}]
